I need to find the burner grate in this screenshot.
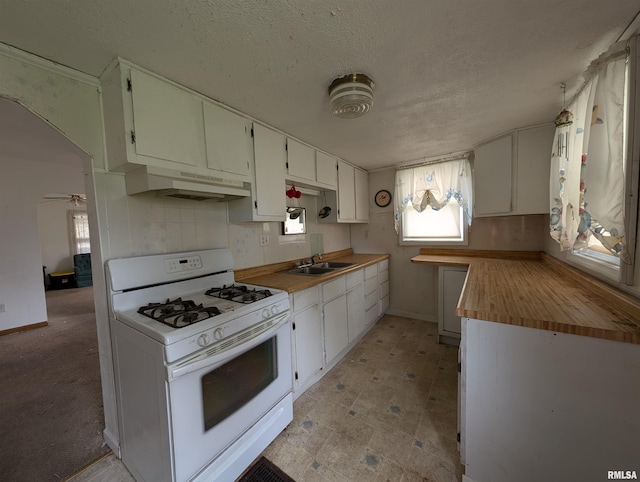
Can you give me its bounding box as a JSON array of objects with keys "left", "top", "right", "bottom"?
[
  {"left": 137, "top": 297, "right": 221, "bottom": 328},
  {"left": 206, "top": 284, "right": 272, "bottom": 304}
]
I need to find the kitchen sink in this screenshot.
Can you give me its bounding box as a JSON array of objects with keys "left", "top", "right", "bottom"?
[
  {"left": 313, "top": 261, "right": 356, "bottom": 269},
  {"left": 287, "top": 261, "right": 356, "bottom": 276},
  {"left": 288, "top": 266, "right": 335, "bottom": 275}
]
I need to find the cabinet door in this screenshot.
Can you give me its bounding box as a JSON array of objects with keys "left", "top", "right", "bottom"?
[
  {"left": 129, "top": 69, "right": 206, "bottom": 167},
  {"left": 316, "top": 151, "right": 337, "bottom": 188},
  {"left": 203, "top": 102, "right": 252, "bottom": 178},
  {"left": 337, "top": 160, "right": 356, "bottom": 221},
  {"left": 516, "top": 124, "right": 554, "bottom": 215},
  {"left": 293, "top": 303, "right": 323, "bottom": 390},
  {"left": 323, "top": 294, "right": 348, "bottom": 363},
  {"left": 474, "top": 134, "right": 513, "bottom": 216},
  {"left": 354, "top": 168, "right": 369, "bottom": 222},
  {"left": 347, "top": 284, "right": 366, "bottom": 343},
  {"left": 253, "top": 124, "right": 286, "bottom": 217},
  {"left": 286, "top": 138, "right": 316, "bottom": 181},
  {"left": 438, "top": 266, "right": 468, "bottom": 340}
]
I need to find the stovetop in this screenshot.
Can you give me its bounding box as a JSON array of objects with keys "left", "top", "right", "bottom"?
[
  {"left": 136, "top": 285, "right": 275, "bottom": 328},
  {"left": 107, "top": 249, "right": 291, "bottom": 362}
]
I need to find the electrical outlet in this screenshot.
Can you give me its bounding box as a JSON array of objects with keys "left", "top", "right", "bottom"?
[
  {"left": 0, "top": 303, "right": 6, "bottom": 313},
  {"left": 260, "top": 234, "right": 269, "bottom": 246}
]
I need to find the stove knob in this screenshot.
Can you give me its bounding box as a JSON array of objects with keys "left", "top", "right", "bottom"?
[
  {"left": 271, "top": 305, "right": 279, "bottom": 315},
  {"left": 213, "top": 328, "right": 224, "bottom": 340},
  {"left": 197, "top": 333, "right": 210, "bottom": 347},
  {"left": 262, "top": 309, "right": 271, "bottom": 319}
]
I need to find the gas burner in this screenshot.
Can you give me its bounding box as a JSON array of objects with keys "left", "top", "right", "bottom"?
[
  {"left": 205, "top": 284, "right": 273, "bottom": 304},
  {"left": 137, "top": 297, "right": 222, "bottom": 328}
]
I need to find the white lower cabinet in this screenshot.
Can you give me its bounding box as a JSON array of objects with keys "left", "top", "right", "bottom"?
[
  {"left": 290, "top": 287, "right": 323, "bottom": 394},
  {"left": 292, "top": 262, "right": 389, "bottom": 397},
  {"left": 323, "top": 293, "right": 349, "bottom": 364},
  {"left": 438, "top": 265, "right": 468, "bottom": 345},
  {"left": 378, "top": 260, "right": 390, "bottom": 315},
  {"left": 347, "top": 284, "right": 365, "bottom": 343}
]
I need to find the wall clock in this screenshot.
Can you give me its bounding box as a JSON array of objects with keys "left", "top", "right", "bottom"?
[{"left": 374, "top": 189, "right": 392, "bottom": 207}]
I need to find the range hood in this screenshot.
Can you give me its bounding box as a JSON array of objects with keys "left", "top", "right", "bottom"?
[{"left": 125, "top": 165, "right": 251, "bottom": 201}]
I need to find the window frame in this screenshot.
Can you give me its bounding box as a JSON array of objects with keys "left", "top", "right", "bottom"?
[
  {"left": 567, "top": 35, "right": 639, "bottom": 285},
  {"left": 398, "top": 202, "right": 469, "bottom": 246}
]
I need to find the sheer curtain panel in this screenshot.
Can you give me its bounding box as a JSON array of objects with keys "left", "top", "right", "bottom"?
[{"left": 549, "top": 42, "right": 629, "bottom": 261}]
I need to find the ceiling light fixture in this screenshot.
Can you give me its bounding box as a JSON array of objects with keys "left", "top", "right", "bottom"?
[{"left": 328, "top": 73, "right": 374, "bottom": 119}]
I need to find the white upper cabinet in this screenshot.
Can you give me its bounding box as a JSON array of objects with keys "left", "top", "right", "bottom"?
[
  {"left": 102, "top": 63, "right": 208, "bottom": 172},
  {"left": 516, "top": 124, "right": 555, "bottom": 214},
  {"left": 355, "top": 168, "right": 369, "bottom": 222},
  {"left": 336, "top": 161, "right": 369, "bottom": 223},
  {"left": 203, "top": 102, "right": 252, "bottom": 180},
  {"left": 315, "top": 151, "right": 338, "bottom": 189},
  {"left": 228, "top": 124, "right": 286, "bottom": 222},
  {"left": 286, "top": 138, "right": 316, "bottom": 181},
  {"left": 474, "top": 133, "right": 513, "bottom": 216},
  {"left": 337, "top": 160, "right": 356, "bottom": 221},
  {"left": 129, "top": 69, "right": 207, "bottom": 168},
  {"left": 286, "top": 140, "right": 339, "bottom": 190},
  {"left": 474, "top": 124, "right": 554, "bottom": 217}
]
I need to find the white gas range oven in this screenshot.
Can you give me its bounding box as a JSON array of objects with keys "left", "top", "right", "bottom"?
[{"left": 106, "top": 249, "right": 293, "bottom": 482}]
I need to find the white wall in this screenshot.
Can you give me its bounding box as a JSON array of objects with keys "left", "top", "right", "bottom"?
[
  {"left": 0, "top": 158, "right": 84, "bottom": 331},
  {"left": 37, "top": 202, "right": 86, "bottom": 278},
  {"left": 350, "top": 168, "right": 548, "bottom": 321}
]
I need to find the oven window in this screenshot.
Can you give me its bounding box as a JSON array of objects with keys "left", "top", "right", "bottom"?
[{"left": 202, "top": 336, "right": 278, "bottom": 431}]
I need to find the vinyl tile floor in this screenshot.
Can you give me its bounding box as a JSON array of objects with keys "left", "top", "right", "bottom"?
[{"left": 66, "top": 315, "right": 463, "bottom": 482}]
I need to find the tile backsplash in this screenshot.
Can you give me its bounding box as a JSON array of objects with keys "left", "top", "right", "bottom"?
[{"left": 97, "top": 172, "right": 350, "bottom": 268}]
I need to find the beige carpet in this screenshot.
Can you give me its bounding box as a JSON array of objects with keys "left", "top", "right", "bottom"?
[{"left": 0, "top": 286, "right": 108, "bottom": 481}]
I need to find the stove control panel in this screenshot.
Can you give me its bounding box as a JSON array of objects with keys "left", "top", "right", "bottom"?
[{"left": 165, "top": 255, "right": 203, "bottom": 274}]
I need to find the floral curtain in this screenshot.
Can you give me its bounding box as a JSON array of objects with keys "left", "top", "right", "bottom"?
[
  {"left": 394, "top": 158, "right": 472, "bottom": 233},
  {"left": 549, "top": 42, "right": 628, "bottom": 261}
]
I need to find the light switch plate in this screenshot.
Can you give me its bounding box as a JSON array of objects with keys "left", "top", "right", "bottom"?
[{"left": 0, "top": 303, "right": 6, "bottom": 313}]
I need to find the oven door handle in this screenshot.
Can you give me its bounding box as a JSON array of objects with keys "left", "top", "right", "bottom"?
[{"left": 166, "top": 312, "right": 290, "bottom": 382}]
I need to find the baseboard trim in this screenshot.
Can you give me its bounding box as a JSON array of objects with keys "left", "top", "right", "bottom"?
[
  {"left": 385, "top": 308, "right": 435, "bottom": 322},
  {"left": 103, "top": 428, "right": 120, "bottom": 457},
  {"left": 0, "top": 321, "right": 48, "bottom": 336}
]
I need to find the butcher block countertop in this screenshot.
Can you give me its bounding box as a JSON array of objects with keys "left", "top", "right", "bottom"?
[
  {"left": 411, "top": 249, "right": 640, "bottom": 345},
  {"left": 235, "top": 249, "right": 390, "bottom": 294}
]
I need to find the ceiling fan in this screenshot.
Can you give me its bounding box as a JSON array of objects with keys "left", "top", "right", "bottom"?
[{"left": 41, "top": 193, "right": 86, "bottom": 207}]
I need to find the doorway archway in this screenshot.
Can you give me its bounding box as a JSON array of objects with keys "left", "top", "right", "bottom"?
[{"left": 0, "top": 97, "right": 108, "bottom": 480}]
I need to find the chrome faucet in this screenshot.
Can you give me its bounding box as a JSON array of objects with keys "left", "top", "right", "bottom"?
[{"left": 311, "top": 253, "right": 323, "bottom": 264}]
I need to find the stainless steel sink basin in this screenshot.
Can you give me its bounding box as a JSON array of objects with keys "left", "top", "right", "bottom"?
[
  {"left": 288, "top": 266, "right": 335, "bottom": 275},
  {"left": 313, "top": 261, "right": 356, "bottom": 269}
]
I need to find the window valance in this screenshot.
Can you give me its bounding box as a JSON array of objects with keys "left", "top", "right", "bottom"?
[{"left": 394, "top": 157, "right": 472, "bottom": 233}]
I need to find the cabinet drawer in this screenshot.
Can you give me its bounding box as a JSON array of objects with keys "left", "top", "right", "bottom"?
[
  {"left": 365, "top": 304, "right": 378, "bottom": 325},
  {"left": 364, "top": 276, "right": 377, "bottom": 296},
  {"left": 323, "top": 276, "right": 346, "bottom": 302},
  {"left": 365, "top": 291, "right": 377, "bottom": 310},
  {"left": 346, "top": 269, "right": 364, "bottom": 291},
  {"left": 378, "top": 259, "right": 388, "bottom": 272},
  {"left": 378, "top": 268, "right": 389, "bottom": 283},
  {"left": 292, "top": 286, "right": 320, "bottom": 313},
  {"left": 364, "top": 264, "right": 377, "bottom": 280},
  {"left": 380, "top": 280, "right": 389, "bottom": 298}
]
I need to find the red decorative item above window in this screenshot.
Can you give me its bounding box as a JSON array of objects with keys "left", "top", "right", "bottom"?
[{"left": 286, "top": 184, "right": 302, "bottom": 199}]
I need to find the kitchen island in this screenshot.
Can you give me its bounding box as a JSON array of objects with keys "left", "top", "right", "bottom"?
[{"left": 412, "top": 250, "right": 640, "bottom": 482}]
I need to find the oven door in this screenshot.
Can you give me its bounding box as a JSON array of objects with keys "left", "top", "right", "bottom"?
[{"left": 166, "top": 313, "right": 292, "bottom": 482}]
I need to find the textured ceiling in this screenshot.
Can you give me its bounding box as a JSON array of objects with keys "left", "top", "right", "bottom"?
[{"left": 0, "top": 1, "right": 638, "bottom": 170}]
